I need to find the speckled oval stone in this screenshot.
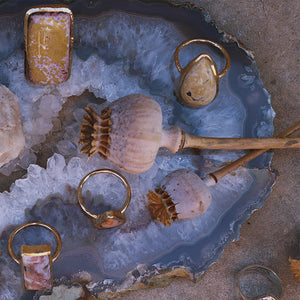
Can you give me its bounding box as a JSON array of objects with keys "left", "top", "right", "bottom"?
[{"left": 180, "top": 56, "right": 218, "bottom": 106}]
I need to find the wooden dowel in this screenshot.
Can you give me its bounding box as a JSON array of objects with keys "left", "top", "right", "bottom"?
[
  {"left": 210, "top": 120, "right": 300, "bottom": 183},
  {"left": 183, "top": 134, "right": 300, "bottom": 150}
]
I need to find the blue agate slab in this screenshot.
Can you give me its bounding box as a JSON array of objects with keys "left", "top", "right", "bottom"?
[{"left": 0, "top": 1, "right": 275, "bottom": 298}]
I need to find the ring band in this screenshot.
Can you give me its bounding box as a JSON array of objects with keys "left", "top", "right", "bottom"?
[
  {"left": 234, "top": 264, "right": 284, "bottom": 300},
  {"left": 174, "top": 38, "right": 230, "bottom": 78},
  {"left": 77, "top": 169, "right": 131, "bottom": 229},
  {"left": 8, "top": 222, "right": 62, "bottom": 264}
]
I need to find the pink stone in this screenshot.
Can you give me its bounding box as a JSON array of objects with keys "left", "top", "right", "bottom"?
[
  {"left": 21, "top": 244, "right": 52, "bottom": 290},
  {"left": 101, "top": 218, "right": 124, "bottom": 229}
]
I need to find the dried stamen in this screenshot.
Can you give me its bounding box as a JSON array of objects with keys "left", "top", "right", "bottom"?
[
  {"left": 79, "top": 105, "right": 112, "bottom": 159},
  {"left": 147, "top": 188, "right": 178, "bottom": 226}
]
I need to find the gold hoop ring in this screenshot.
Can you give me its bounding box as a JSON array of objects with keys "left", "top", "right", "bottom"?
[
  {"left": 174, "top": 39, "right": 230, "bottom": 106},
  {"left": 8, "top": 222, "right": 62, "bottom": 265},
  {"left": 77, "top": 169, "right": 131, "bottom": 229},
  {"left": 174, "top": 38, "right": 230, "bottom": 78},
  {"left": 234, "top": 264, "right": 284, "bottom": 300}
]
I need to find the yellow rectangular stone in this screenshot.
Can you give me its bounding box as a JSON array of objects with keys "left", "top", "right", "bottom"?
[{"left": 24, "top": 5, "right": 73, "bottom": 84}]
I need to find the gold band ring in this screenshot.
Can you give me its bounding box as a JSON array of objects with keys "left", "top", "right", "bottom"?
[
  {"left": 77, "top": 169, "right": 131, "bottom": 229},
  {"left": 234, "top": 264, "right": 284, "bottom": 300},
  {"left": 174, "top": 38, "right": 230, "bottom": 78},
  {"left": 8, "top": 222, "right": 62, "bottom": 264}
]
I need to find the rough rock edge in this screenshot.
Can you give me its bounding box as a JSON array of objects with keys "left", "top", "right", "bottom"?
[
  {"left": 41, "top": 267, "right": 192, "bottom": 299},
  {"left": 98, "top": 268, "right": 191, "bottom": 299}
]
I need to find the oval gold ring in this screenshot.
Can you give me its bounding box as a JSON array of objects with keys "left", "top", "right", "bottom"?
[
  {"left": 8, "top": 222, "right": 62, "bottom": 265},
  {"left": 77, "top": 169, "right": 131, "bottom": 229},
  {"left": 174, "top": 38, "right": 230, "bottom": 78}
]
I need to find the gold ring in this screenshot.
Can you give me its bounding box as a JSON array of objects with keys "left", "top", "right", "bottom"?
[
  {"left": 8, "top": 222, "right": 62, "bottom": 265},
  {"left": 174, "top": 38, "right": 230, "bottom": 77},
  {"left": 174, "top": 39, "right": 230, "bottom": 106},
  {"left": 77, "top": 169, "right": 131, "bottom": 229},
  {"left": 234, "top": 264, "right": 284, "bottom": 300}
]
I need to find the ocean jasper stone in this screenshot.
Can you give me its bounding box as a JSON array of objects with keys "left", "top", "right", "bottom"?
[
  {"left": 180, "top": 55, "right": 218, "bottom": 106},
  {"left": 0, "top": 84, "right": 25, "bottom": 168},
  {"left": 21, "top": 244, "right": 52, "bottom": 290},
  {"left": 100, "top": 218, "right": 124, "bottom": 229},
  {"left": 26, "top": 10, "right": 72, "bottom": 84},
  {"left": 93, "top": 211, "right": 126, "bottom": 229}
]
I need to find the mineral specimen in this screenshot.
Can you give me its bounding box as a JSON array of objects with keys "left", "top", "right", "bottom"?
[
  {"left": 0, "top": 84, "right": 25, "bottom": 168},
  {"left": 39, "top": 285, "right": 84, "bottom": 299}
]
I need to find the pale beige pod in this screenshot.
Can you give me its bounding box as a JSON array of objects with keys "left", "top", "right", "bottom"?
[
  {"left": 80, "top": 94, "right": 162, "bottom": 174},
  {"left": 147, "top": 169, "right": 212, "bottom": 226}
]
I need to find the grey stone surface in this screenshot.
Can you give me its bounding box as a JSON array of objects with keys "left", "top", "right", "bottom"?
[{"left": 118, "top": 0, "right": 300, "bottom": 299}]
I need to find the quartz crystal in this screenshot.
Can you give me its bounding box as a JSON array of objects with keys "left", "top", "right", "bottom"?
[
  {"left": 0, "top": 84, "right": 25, "bottom": 168},
  {"left": 39, "top": 285, "right": 84, "bottom": 299}
]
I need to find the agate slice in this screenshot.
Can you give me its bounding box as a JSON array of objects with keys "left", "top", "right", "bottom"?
[{"left": 0, "top": 0, "right": 275, "bottom": 299}]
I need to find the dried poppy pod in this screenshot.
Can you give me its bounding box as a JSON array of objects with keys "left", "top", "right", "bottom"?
[
  {"left": 79, "top": 94, "right": 300, "bottom": 174},
  {"left": 148, "top": 120, "right": 300, "bottom": 226},
  {"left": 80, "top": 94, "right": 162, "bottom": 174},
  {"left": 147, "top": 169, "right": 212, "bottom": 226}
]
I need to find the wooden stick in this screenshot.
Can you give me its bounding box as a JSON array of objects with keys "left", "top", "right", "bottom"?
[
  {"left": 161, "top": 125, "right": 300, "bottom": 153},
  {"left": 182, "top": 133, "right": 300, "bottom": 150},
  {"left": 208, "top": 120, "right": 300, "bottom": 183}
]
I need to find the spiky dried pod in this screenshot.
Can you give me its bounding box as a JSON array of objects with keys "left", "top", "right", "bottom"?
[{"left": 147, "top": 169, "right": 212, "bottom": 226}]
